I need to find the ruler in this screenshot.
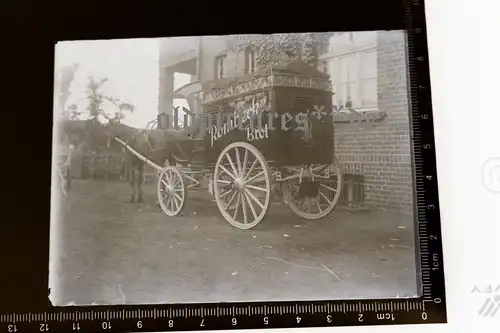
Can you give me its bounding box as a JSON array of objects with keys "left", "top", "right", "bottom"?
[{"left": 0, "top": 299, "right": 445, "bottom": 331}]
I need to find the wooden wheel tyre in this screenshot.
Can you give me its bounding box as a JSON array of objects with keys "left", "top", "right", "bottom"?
[
  {"left": 213, "top": 142, "right": 271, "bottom": 229},
  {"left": 157, "top": 166, "right": 187, "bottom": 216},
  {"left": 282, "top": 157, "right": 343, "bottom": 219}
]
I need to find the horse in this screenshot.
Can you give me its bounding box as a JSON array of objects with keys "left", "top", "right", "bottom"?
[{"left": 104, "top": 119, "right": 195, "bottom": 204}]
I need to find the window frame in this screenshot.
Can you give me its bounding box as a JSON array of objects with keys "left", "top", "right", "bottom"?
[
  {"left": 215, "top": 55, "right": 226, "bottom": 79},
  {"left": 244, "top": 47, "right": 257, "bottom": 74},
  {"left": 319, "top": 33, "right": 378, "bottom": 112}
]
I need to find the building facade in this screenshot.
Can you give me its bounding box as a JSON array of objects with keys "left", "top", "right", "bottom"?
[{"left": 158, "top": 31, "right": 414, "bottom": 214}]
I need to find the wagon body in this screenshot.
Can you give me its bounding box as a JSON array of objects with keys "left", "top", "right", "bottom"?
[
  {"left": 115, "top": 60, "right": 343, "bottom": 230},
  {"left": 200, "top": 59, "right": 334, "bottom": 166}
]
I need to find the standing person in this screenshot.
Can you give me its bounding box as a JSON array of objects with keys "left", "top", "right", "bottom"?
[{"left": 57, "top": 131, "right": 72, "bottom": 196}]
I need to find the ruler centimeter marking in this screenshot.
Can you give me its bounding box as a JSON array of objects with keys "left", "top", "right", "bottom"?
[{"left": 1, "top": 299, "right": 428, "bottom": 323}]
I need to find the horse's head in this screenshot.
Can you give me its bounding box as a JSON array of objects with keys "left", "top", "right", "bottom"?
[{"left": 103, "top": 120, "right": 139, "bottom": 149}]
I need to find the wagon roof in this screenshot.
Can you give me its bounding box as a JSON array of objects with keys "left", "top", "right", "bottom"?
[{"left": 202, "top": 59, "right": 329, "bottom": 91}]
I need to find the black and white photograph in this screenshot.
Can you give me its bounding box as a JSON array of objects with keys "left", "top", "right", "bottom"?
[{"left": 49, "top": 31, "right": 419, "bottom": 306}]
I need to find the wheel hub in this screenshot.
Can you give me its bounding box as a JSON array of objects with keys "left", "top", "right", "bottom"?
[
  {"left": 233, "top": 178, "right": 245, "bottom": 193},
  {"left": 165, "top": 185, "right": 174, "bottom": 196}
]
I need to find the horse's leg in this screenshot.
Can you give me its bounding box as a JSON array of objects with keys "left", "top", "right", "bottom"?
[
  {"left": 128, "top": 162, "right": 136, "bottom": 203},
  {"left": 135, "top": 162, "right": 144, "bottom": 203}
]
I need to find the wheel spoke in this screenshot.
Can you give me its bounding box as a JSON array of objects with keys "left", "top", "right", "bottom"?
[
  {"left": 245, "top": 188, "right": 265, "bottom": 210},
  {"left": 242, "top": 149, "right": 248, "bottom": 176},
  {"left": 241, "top": 193, "right": 248, "bottom": 224},
  {"left": 173, "top": 192, "right": 183, "bottom": 202},
  {"left": 225, "top": 191, "right": 238, "bottom": 210},
  {"left": 217, "top": 179, "right": 232, "bottom": 185},
  {"left": 170, "top": 196, "right": 175, "bottom": 212},
  {"left": 165, "top": 170, "right": 172, "bottom": 184},
  {"left": 320, "top": 183, "right": 337, "bottom": 192},
  {"left": 225, "top": 152, "right": 239, "bottom": 178},
  {"left": 161, "top": 179, "right": 168, "bottom": 187},
  {"left": 219, "top": 165, "right": 237, "bottom": 180},
  {"left": 320, "top": 191, "right": 333, "bottom": 205},
  {"left": 245, "top": 171, "right": 265, "bottom": 185},
  {"left": 220, "top": 188, "right": 233, "bottom": 198},
  {"left": 233, "top": 193, "right": 241, "bottom": 220},
  {"left": 172, "top": 178, "right": 181, "bottom": 188},
  {"left": 244, "top": 159, "right": 258, "bottom": 181},
  {"left": 235, "top": 147, "right": 242, "bottom": 176},
  {"left": 244, "top": 192, "right": 258, "bottom": 220},
  {"left": 172, "top": 196, "right": 179, "bottom": 211},
  {"left": 316, "top": 199, "right": 322, "bottom": 212},
  {"left": 246, "top": 184, "right": 268, "bottom": 193}
]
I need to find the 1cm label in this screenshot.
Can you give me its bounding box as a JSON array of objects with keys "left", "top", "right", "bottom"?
[
  {"left": 376, "top": 313, "right": 395, "bottom": 321},
  {"left": 432, "top": 253, "right": 440, "bottom": 271}
]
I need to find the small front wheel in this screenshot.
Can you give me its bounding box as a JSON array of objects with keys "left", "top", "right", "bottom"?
[{"left": 157, "top": 166, "right": 187, "bottom": 216}]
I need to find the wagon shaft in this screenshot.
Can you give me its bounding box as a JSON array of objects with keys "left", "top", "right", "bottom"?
[{"left": 114, "top": 137, "right": 163, "bottom": 172}]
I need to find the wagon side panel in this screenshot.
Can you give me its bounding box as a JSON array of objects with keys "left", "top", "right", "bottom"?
[{"left": 273, "top": 87, "right": 334, "bottom": 166}]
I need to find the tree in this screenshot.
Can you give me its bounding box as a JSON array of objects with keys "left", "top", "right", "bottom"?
[
  {"left": 85, "top": 77, "right": 109, "bottom": 122},
  {"left": 225, "top": 33, "right": 332, "bottom": 72},
  {"left": 84, "top": 76, "right": 136, "bottom": 151},
  {"left": 63, "top": 103, "right": 82, "bottom": 120},
  {"left": 104, "top": 96, "right": 135, "bottom": 123},
  {"left": 55, "top": 63, "right": 79, "bottom": 116}
]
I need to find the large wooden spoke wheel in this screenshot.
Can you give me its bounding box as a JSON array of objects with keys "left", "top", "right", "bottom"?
[
  {"left": 282, "top": 157, "right": 343, "bottom": 220},
  {"left": 157, "top": 166, "right": 187, "bottom": 216},
  {"left": 213, "top": 142, "right": 271, "bottom": 229}
]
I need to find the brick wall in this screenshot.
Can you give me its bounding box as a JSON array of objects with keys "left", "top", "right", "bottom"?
[{"left": 333, "top": 30, "right": 414, "bottom": 214}]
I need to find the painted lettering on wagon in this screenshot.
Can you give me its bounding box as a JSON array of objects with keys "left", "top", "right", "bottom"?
[
  {"left": 246, "top": 123, "right": 269, "bottom": 142},
  {"left": 209, "top": 122, "right": 270, "bottom": 147}
]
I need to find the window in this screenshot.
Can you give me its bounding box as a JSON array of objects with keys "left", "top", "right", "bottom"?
[
  {"left": 324, "top": 47, "right": 378, "bottom": 110},
  {"left": 360, "top": 49, "right": 377, "bottom": 106},
  {"left": 245, "top": 48, "right": 257, "bottom": 74},
  {"left": 319, "top": 60, "right": 329, "bottom": 74},
  {"left": 215, "top": 55, "right": 225, "bottom": 79},
  {"left": 338, "top": 54, "right": 358, "bottom": 108}
]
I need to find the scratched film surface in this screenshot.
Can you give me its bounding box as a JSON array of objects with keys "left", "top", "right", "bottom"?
[{"left": 49, "top": 31, "right": 418, "bottom": 306}]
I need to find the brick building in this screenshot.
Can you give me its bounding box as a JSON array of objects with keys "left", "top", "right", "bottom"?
[{"left": 158, "top": 31, "right": 414, "bottom": 214}]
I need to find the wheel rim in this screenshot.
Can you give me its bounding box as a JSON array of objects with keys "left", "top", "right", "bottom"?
[
  {"left": 214, "top": 142, "right": 271, "bottom": 229},
  {"left": 157, "top": 166, "right": 186, "bottom": 216},
  {"left": 282, "top": 158, "right": 343, "bottom": 220}
]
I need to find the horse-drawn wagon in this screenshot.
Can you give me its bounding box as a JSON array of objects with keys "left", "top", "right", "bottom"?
[{"left": 114, "top": 59, "right": 343, "bottom": 229}]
